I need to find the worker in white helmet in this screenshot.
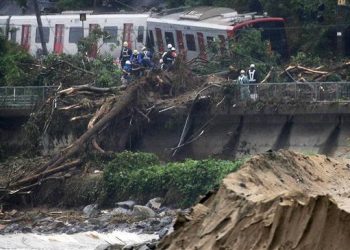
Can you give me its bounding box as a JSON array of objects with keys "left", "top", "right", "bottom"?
[
  {"left": 121, "top": 60, "right": 132, "bottom": 85},
  {"left": 140, "top": 46, "right": 153, "bottom": 68},
  {"left": 247, "top": 64, "right": 259, "bottom": 101},
  {"left": 238, "top": 69, "right": 250, "bottom": 100},
  {"left": 119, "top": 41, "right": 132, "bottom": 68},
  {"left": 248, "top": 64, "right": 259, "bottom": 84}
]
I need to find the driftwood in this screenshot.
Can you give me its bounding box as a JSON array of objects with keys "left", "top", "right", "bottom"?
[
  {"left": 58, "top": 84, "right": 115, "bottom": 96},
  {"left": 10, "top": 159, "right": 81, "bottom": 188},
  {"left": 26, "top": 82, "right": 142, "bottom": 178}
]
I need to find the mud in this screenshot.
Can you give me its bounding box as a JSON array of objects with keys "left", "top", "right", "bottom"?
[{"left": 158, "top": 150, "right": 350, "bottom": 250}]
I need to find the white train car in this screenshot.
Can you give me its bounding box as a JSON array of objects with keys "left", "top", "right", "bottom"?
[
  {"left": 0, "top": 16, "right": 10, "bottom": 36},
  {"left": 147, "top": 6, "right": 288, "bottom": 60},
  {"left": 7, "top": 13, "right": 149, "bottom": 57}
]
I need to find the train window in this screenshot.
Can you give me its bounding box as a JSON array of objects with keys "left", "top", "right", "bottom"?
[
  {"left": 137, "top": 26, "right": 144, "bottom": 43},
  {"left": 10, "top": 28, "right": 17, "bottom": 42},
  {"left": 69, "top": 27, "right": 83, "bottom": 44},
  {"left": 103, "top": 26, "right": 118, "bottom": 43},
  {"left": 185, "top": 34, "right": 196, "bottom": 51},
  {"left": 165, "top": 32, "right": 175, "bottom": 47},
  {"left": 35, "top": 27, "right": 50, "bottom": 43}
]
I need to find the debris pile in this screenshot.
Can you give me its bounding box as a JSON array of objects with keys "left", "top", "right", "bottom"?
[{"left": 158, "top": 150, "right": 350, "bottom": 250}]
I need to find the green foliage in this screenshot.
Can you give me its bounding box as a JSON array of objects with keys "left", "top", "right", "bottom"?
[
  {"left": 291, "top": 52, "right": 321, "bottom": 67},
  {"left": 0, "top": 34, "right": 37, "bottom": 86},
  {"left": 57, "top": 0, "right": 93, "bottom": 10},
  {"left": 103, "top": 151, "right": 242, "bottom": 207}
]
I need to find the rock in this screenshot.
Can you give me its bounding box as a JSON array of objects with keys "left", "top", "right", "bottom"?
[
  {"left": 146, "top": 198, "right": 162, "bottom": 210},
  {"left": 116, "top": 200, "right": 136, "bottom": 210},
  {"left": 111, "top": 207, "right": 132, "bottom": 216},
  {"left": 159, "top": 216, "right": 173, "bottom": 227},
  {"left": 21, "top": 226, "right": 32, "bottom": 233},
  {"left": 132, "top": 205, "right": 156, "bottom": 219},
  {"left": 95, "top": 243, "right": 124, "bottom": 250},
  {"left": 83, "top": 204, "right": 99, "bottom": 218},
  {"left": 158, "top": 227, "right": 169, "bottom": 239}
]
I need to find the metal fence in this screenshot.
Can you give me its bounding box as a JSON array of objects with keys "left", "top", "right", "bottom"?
[
  {"left": 220, "top": 81, "right": 350, "bottom": 103},
  {"left": 0, "top": 86, "right": 56, "bottom": 109}
]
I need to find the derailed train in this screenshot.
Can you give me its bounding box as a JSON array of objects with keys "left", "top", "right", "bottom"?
[{"left": 0, "top": 6, "right": 288, "bottom": 60}]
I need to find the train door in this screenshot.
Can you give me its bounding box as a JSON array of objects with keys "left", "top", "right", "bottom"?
[
  {"left": 185, "top": 33, "right": 197, "bottom": 60},
  {"left": 155, "top": 28, "right": 164, "bottom": 53},
  {"left": 54, "top": 24, "right": 64, "bottom": 54},
  {"left": 123, "top": 23, "right": 133, "bottom": 49},
  {"left": 176, "top": 30, "right": 185, "bottom": 55},
  {"left": 197, "top": 32, "right": 206, "bottom": 59},
  {"left": 88, "top": 24, "right": 99, "bottom": 58},
  {"left": 218, "top": 35, "right": 226, "bottom": 55},
  {"left": 21, "top": 25, "right": 31, "bottom": 51}
]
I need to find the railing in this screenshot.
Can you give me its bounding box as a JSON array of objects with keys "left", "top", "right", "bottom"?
[
  {"left": 0, "top": 86, "right": 56, "bottom": 109},
  {"left": 216, "top": 81, "right": 350, "bottom": 103}
]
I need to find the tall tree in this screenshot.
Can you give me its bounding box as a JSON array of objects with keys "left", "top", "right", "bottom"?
[{"left": 32, "top": 0, "right": 48, "bottom": 55}]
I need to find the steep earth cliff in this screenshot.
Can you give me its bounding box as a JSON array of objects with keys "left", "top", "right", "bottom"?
[{"left": 158, "top": 150, "right": 350, "bottom": 250}]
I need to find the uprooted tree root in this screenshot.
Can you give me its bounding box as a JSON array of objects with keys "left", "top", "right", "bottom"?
[{"left": 0, "top": 68, "right": 208, "bottom": 203}]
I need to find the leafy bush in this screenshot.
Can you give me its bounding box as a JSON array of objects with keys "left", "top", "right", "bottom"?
[
  {"left": 291, "top": 52, "right": 321, "bottom": 67},
  {"left": 103, "top": 151, "right": 242, "bottom": 207}
]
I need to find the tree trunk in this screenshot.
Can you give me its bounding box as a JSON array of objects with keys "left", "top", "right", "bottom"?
[
  {"left": 32, "top": 0, "right": 48, "bottom": 55},
  {"left": 31, "top": 82, "right": 141, "bottom": 176}
]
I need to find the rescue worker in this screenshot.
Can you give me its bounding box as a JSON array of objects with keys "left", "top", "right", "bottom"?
[
  {"left": 162, "top": 46, "right": 176, "bottom": 71},
  {"left": 238, "top": 69, "right": 250, "bottom": 100},
  {"left": 140, "top": 46, "right": 153, "bottom": 69},
  {"left": 247, "top": 64, "right": 259, "bottom": 100},
  {"left": 121, "top": 60, "right": 132, "bottom": 85},
  {"left": 130, "top": 50, "right": 142, "bottom": 77},
  {"left": 119, "top": 41, "right": 132, "bottom": 68},
  {"left": 247, "top": 64, "right": 258, "bottom": 84}
]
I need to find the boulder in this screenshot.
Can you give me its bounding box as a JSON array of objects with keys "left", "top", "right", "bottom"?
[
  {"left": 132, "top": 205, "right": 156, "bottom": 219},
  {"left": 83, "top": 204, "right": 99, "bottom": 218},
  {"left": 111, "top": 207, "right": 132, "bottom": 216},
  {"left": 116, "top": 200, "right": 136, "bottom": 210},
  {"left": 146, "top": 198, "right": 162, "bottom": 210}
]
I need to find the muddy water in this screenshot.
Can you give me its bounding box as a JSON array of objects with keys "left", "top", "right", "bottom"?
[{"left": 0, "top": 230, "right": 157, "bottom": 249}]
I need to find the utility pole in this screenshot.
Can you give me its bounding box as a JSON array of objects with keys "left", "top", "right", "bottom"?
[{"left": 33, "top": 0, "right": 48, "bottom": 55}]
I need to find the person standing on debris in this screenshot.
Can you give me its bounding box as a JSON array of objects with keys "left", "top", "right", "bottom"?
[
  {"left": 140, "top": 46, "right": 153, "bottom": 69},
  {"left": 238, "top": 70, "right": 250, "bottom": 100},
  {"left": 119, "top": 41, "right": 132, "bottom": 68},
  {"left": 248, "top": 64, "right": 259, "bottom": 100},
  {"left": 162, "top": 47, "right": 176, "bottom": 71},
  {"left": 121, "top": 60, "right": 132, "bottom": 85},
  {"left": 130, "top": 50, "right": 142, "bottom": 77}
]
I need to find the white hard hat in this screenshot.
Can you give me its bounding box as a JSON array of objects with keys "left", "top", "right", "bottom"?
[
  {"left": 123, "top": 41, "right": 128, "bottom": 47},
  {"left": 159, "top": 59, "right": 163, "bottom": 64},
  {"left": 250, "top": 64, "right": 255, "bottom": 68},
  {"left": 125, "top": 60, "right": 131, "bottom": 65},
  {"left": 240, "top": 70, "right": 245, "bottom": 74},
  {"left": 167, "top": 44, "right": 173, "bottom": 49},
  {"left": 133, "top": 50, "right": 138, "bottom": 55},
  {"left": 171, "top": 47, "right": 176, "bottom": 51},
  {"left": 142, "top": 46, "right": 147, "bottom": 51}
]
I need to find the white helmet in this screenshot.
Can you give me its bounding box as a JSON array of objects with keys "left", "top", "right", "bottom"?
[
  {"left": 171, "top": 47, "right": 176, "bottom": 51},
  {"left": 240, "top": 70, "right": 245, "bottom": 74},
  {"left": 125, "top": 60, "right": 131, "bottom": 65},
  {"left": 142, "top": 46, "right": 147, "bottom": 51},
  {"left": 123, "top": 41, "right": 128, "bottom": 47},
  {"left": 133, "top": 50, "right": 138, "bottom": 55},
  {"left": 250, "top": 64, "right": 255, "bottom": 68},
  {"left": 159, "top": 59, "right": 163, "bottom": 64},
  {"left": 167, "top": 44, "right": 173, "bottom": 49}
]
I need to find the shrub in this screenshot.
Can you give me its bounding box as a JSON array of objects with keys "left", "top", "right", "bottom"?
[{"left": 103, "top": 151, "right": 242, "bottom": 207}]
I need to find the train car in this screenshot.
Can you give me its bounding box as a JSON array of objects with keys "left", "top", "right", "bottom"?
[
  {"left": 0, "top": 16, "right": 9, "bottom": 36},
  {"left": 147, "top": 6, "right": 288, "bottom": 60},
  {"left": 7, "top": 12, "right": 149, "bottom": 57}
]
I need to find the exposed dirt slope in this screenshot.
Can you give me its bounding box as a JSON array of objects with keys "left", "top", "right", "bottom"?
[{"left": 158, "top": 150, "right": 350, "bottom": 250}]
